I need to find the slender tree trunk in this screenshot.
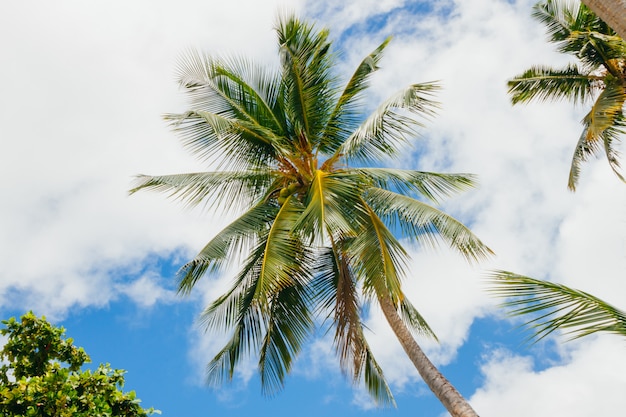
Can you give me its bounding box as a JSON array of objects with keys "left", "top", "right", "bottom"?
[
  {"left": 582, "top": 0, "right": 626, "bottom": 39},
  {"left": 378, "top": 294, "right": 479, "bottom": 417}
]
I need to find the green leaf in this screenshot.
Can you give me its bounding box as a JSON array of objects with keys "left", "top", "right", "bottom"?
[{"left": 488, "top": 271, "right": 626, "bottom": 342}]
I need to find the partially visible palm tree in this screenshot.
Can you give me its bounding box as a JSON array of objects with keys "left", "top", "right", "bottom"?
[
  {"left": 488, "top": 271, "right": 626, "bottom": 342},
  {"left": 508, "top": 0, "right": 626, "bottom": 190},
  {"left": 132, "top": 14, "right": 492, "bottom": 417}
]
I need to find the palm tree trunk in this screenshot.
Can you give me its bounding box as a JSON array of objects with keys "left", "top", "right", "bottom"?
[
  {"left": 582, "top": 0, "right": 626, "bottom": 39},
  {"left": 378, "top": 294, "right": 479, "bottom": 417}
]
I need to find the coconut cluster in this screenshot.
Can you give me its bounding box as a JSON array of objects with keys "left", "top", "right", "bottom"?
[{"left": 277, "top": 182, "right": 300, "bottom": 205}]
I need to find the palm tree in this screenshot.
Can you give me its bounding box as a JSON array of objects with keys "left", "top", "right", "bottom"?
[
  {"left": 488, "top": 271, "right": 626, "bottom": 341},
  {"left": 131, "top": 14, "right": 492, "bottom": 417},
  {"left": 582, "top": 0, "right": 626, "bottom": 39},
  {"left": 508, "top": 0, "right": 626, "bottom": 190}
]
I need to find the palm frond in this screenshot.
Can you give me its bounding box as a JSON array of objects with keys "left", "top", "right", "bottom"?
[
  {"left": 399, "top": 298, "right": 437, "bottom": 340},
  {"left": 258, "top": 280, "right": 314, "bottom": 395},
  {"left": 365, "top": 187, "right": 493, "bottom": 262},
  {"left": 353, "top": 168, "right": 477, "bottom": 204},
  {"left": 254, "top": 196, "right": 312, "bottom": 305},
  {"left": 312, "top": 246, "right": 395, "bottom": 406},
  {"left": 488, "top": 271, "right": 626, "bottom": 342},
  {"left": 177, "top": 203, "right": 278, "bottom": 294},
  {"left": 169, "top": 51, "right": 288, "bottom": 169},
  {"left": 292, "top": 170, "right": 369, "bottom": 243},
  {"left": 532, "top": 0, "right": 579, "bottom": 44},
  {"left": 568, "top": 79, "right": 626, "bottom": 189},
  {"left": 338, "top": 82, "right": 440, "bottom": 164},
  {"left": 129, "top": 171, "right": 275, "bottom": 213},
  {"left": 507, "top": 64, "right": 596, "bottom": 105},
  {"left": 319, "top": 37, "right": 392, "bottom": 156},
  {"left": 205, "top": 272, "right": 265, "bottom": 386},
  {"left": 276, "top": 13, "right": 337, "bottom": 150},
  {"left": 350, "top": 205, "right": 408, "bottom": 302}
]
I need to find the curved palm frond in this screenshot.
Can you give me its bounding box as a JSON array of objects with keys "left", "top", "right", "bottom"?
[
  {"left": 337, "top": 82, "right": 440, "bottom": 164},
  {"left": 568, "top": 79, "right": 626, "bottom": 189},
  {"left": 168, "top": 51, "right": 286, "bottom": 170},
  {"left": 320, "top": 37, "right": 392, "bottom": 156},
  {"left": 258, "top": 279, "right": 314, "bottom": 395},
  {"left": 353, "top": 168, "right": 477, "bottom": 204},
  {"left": 177, "top": 203, "right": 277, "bottom": 294},
  {"left": 129, "top": 171, "right": 275, "bottom": 212},
  {"left": 292, "top": 170, "right": 369, "bottom": 243},
  {"left": 276, "top": 14, "right": 337, "bottom": 150},
  {"left": 509, "top": 0, "right": 626, "bottom": 189},
  {"left": 488, "top": 271, "right": 626, "bottom": 342},
  {"left": 365, "top": 187, "right": 493, "bottom": 262},
  {"left": 350, "top": 205, "right": 408, "bottom": 302},
  {"left": 312, "top": 246, "right": 395, "bottom": 406},
  {"left": 507, "top": 64, "right": 597, "bottom": 105}
]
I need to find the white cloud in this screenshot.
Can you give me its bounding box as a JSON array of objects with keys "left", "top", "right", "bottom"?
[
  {"left": 0, "top": 0, "right": 305, "bottom": 318},
  {"left": 470, "top": 336, "right": 626, "bottom": 416}
]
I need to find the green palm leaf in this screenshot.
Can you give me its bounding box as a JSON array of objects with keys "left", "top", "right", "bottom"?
[
  {"left": 177, "top": 203, "right": 277, "bottom": 294},
  {"left": 488, "top": 271, "right": 626, "bottom": 342},
  {"left": 365, "top": 187, "right": 493, "bottom": 262},
  {"left": 129, "top": 171, "right": 275, "bottom": 212},
  {"left": 568, "top": 79, "right": 626, "bottom": 189},
  {"left": 507, "top": 64, "right": 597, "bottom": 105},
  {"left": 276, "top": 14, "right": 336, "bottom": 150},
  {"left": 312, "top": 246, "right": 395, "bottom": 406},
  {"left": 354, "top": 168, "right": 477, "bottom": 204},
  {"left": 320, "top": 37, "right": 392, "bottom": 156},
  {"left": 338, "top": 83, "right": 440, "bottom": 164}
]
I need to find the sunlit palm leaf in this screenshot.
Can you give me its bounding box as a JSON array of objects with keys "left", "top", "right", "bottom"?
[
  {"left": 488, "top": 271, "right": 626, "bottom": 342},
  {"left": 320, "top": 37, "right": 391, "bottom": 155},
  {"left": 276, "top": 14, "right": 336, "bottom": 149},
  {"left": 258, "top": 279, "right": 314, "bottom": 395},
  {"left": 129, "top": 171, "right": 275, "bottom": 212},
  {"left": 507, "top": 64, "right": 596, "bottom": 105},
  {"left": 293, "top": 170, "right": 368, "bottom": 243},
  {"left": 568, "top": 80, "right": 626, "bottom": 189},
  {"left": 254, "top": 196, "right": 310, "bottom": 305},
  {"left": 338, "top": 83, "right": 440, "bottom": 163},
  {"left": 313, "top": 246, "right": 395, "bottom": 406},
  {"left": 177, "top": 203, "right": 277, "bottom": 293},
  {"left": 354, "top": 168, "right": 477, "bottom": 204},
  {"left": 351, "top": 206, "right": 408, "bottom": 301},
  {"left": 365, "top": 188, "right": 493, "bottom": 262}
]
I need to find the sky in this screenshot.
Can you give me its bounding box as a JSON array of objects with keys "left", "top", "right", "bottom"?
[{"left": 1, "top": 1, "right": 625, "bottom": 416}]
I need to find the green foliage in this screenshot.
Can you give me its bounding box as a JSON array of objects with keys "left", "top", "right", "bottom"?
[
  {"left": 488, "top": 271, "right": 626, "bottom": 342},
  {"left": 132, "top": 13, "right": 492, "bottom": 407},
  {"left": 0, "top": 312, "right": 158, "bottom": 417},
  {"left": 507, "top": 0, "right": 626, "bottom": 190}
]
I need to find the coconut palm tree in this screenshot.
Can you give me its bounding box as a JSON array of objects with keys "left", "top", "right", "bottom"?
[
  {"left": 508, "top": 0, "right": 626, "bottom": 191},
  {"left": 488, "top": 271, "right": 626, "bottom": 342},
  {"left": 131, "top": 14, "right": 492, "bottom": 417},
  {"left": 582, "top": 0, "right": 626, "bottom": 39}
]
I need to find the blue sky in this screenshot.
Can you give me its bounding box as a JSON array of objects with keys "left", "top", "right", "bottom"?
[{"left": 1, "top": 1, "right": 626, "bottom": 416}]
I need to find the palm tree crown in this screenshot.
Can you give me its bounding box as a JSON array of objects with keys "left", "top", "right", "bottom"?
[
  {"left": 508, "top": 0, "right": 626, "bottom": 190},
  {"left": 132, "top": 14, "right": 491, "bottom": 414}
]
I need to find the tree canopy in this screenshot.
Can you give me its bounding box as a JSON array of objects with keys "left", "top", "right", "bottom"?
[{"left": 0, "top": 312, "right": 158, "bottom": 417}]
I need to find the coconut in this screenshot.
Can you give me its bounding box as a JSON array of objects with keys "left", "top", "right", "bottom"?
[
  {"left": 279, "top": 187, "right": 290, "bottom": 197},
  {"left": 287, "top": 182, "right": 299, "bottom": 193}
]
